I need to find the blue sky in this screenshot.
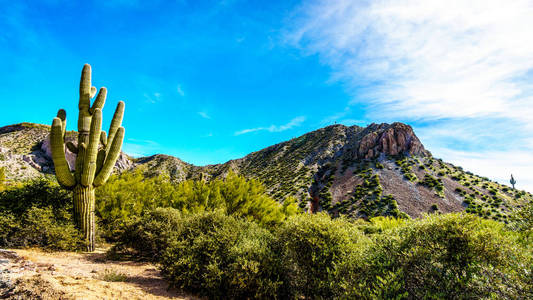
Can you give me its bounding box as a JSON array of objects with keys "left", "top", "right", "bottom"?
[{"left": 1, "top": 0, "right": 532, "bottom": 191}]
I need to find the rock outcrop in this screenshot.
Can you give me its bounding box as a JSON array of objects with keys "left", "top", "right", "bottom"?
[{"left": 357, "top": 122, "right": 428, "bottom": 159}]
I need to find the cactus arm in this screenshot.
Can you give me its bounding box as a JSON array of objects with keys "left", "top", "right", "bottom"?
[
  {"left": 94, "top": 126, "right": 124, "bottom": 187},
  {"left": 106, "top": 101, "right": 125, "bottom": 152},
  {"left": 96, "top": 149, "right": 106, "bottom": 175},
  {"left": 75, "top": 143, "right": 86, "bottom": 183},
  {"left": 90, "top": 86, "right": 97, "bottom": 98},
  {"left": 50, "top": 118, "right": 76, "bottom": 188},
  {"left": 66, "top": 142, "right": 78, "bottom": 154},
  {"left": 57, "top": 109, "right": 67, "bottom": 138},
  {"left": 90, "top": 87, "right": 107, "bottom": 114},
  {"left": 78, "top": 64, "right": 93, "bottom": 133},
  {"left": 100, "top": 131, "right": 107, "bottom": 147},
  {"left": 81, "top": 108, "right": 102, "bottom": 186},
  {"left": 79, "top": 64, "right": 92, "bottom": 110}
]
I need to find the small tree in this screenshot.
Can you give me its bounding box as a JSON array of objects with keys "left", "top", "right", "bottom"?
[{"left": 510, "top": 174, "right": 516, "bottom": 189}]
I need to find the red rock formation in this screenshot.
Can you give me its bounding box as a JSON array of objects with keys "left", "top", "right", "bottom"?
[{"left": 358, "top": 123, "right": 428, "bottom": 159}]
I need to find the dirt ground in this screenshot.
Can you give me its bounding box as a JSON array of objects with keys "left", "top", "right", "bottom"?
[{"left": 0, "top": 248, "right": 197, "bottom": 300}]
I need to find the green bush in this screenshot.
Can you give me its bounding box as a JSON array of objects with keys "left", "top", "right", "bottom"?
[
  {"left": 0, "top": 179, "right": 82, "bottom": 250},
  {"left": 111, "top": 207, "right": 183, "bottom": 260},
  {"left": 17, "top": 206, "right": 82, "bottom": 250},
  {"left": 365, "top": 213, "right": 531, "bottom": 299},
  {"left": 99, "top": 268, "right": 129, "bottom": 282},
  {"left": 0, "top": 167, "right": 5, "bottom": 191},
  {"left": 97, "top": 171, "right": 297, "bottom": 238},
  {"left": 276, "top": 213, "right": 369, "bottom": 298},
  {"left": 0, "top": 212, "right": 18, "bottom": 246},
  {"left": 0, "top": 178, "right": 71, "bottom": 218},
  {"left": 115, "top": 208, "right": 531, "bottom": 299},
  {"left": 509, "top": 199, "right": 533, "bottom": 244},
  {"left": 0, "top": 206, "right": 82, "bottom": 250},
  {"left": 159, "top": 210, "right": 282, "bottom": 299}
]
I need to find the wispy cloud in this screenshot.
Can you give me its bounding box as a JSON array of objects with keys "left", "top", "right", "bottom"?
[
  {"left": 431, "top": 147, "right": 533, "bottom": 192},
  {"left": 235, "top": 116, "right": 306, "bottom": 135},
  {"left": 198, "top": 111, "right": 211, "bottom": 119},
  {"left": 320, "top": 106, "right": 353, "bottom": 125},
  {"left": 289, "top": 0, "right": 533, "bottom": 191},
  {"left": 123, "top": 138, "right": 160, "bottom": 157},
  {"left": 143, "top": 92, "right": 161, "bottom": 104},
  {"left": 177, "top": 84, "right": 185, "bottom": 97}
]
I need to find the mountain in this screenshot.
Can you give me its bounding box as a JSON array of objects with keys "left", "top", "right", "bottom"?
[{"left": 0, "top": 122, "right": 530, "bottom": 220}]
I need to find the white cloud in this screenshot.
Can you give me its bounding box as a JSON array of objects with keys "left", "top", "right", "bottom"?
[
  {"left": 123, "top": 138, "right": 160, "bottom": 157},
  {"left": 198, "top": 111, "right": 211, "bottom": 119},
  {"left": 432, "top": 147, "right": 533, "bottom": 192},
  {"left": 235, "top": 116, "right": 306, "bottom": 135},
  {"left": 177, "top": 84, "right": 185, "bottom": 97},
  {"left": 143, "top": 92, "right": 161, "bottom": 104},
  {"left": 289, "top": 0, "right": 533, "bottom": 191},
  {"left": 235, "top": 128, "right": 263, "bottom": 135}
]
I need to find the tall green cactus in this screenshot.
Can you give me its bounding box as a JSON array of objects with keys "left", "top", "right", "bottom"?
[
  {"left": 510, "top": 174, "right": 516, "bottom": 190},
  {"left": 50, "top": 64, "right": 125, "bottom": 252}
]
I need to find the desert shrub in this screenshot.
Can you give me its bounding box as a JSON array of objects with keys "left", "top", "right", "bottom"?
[
  {"left": 275, "top": 213, "right": 369, "bottom": 298},
  {"left": 0, "top": 178, "right": 71, "bottom": 218},
  {"left": 17, "top": 206, "right": 82, "bottom": 250},
  {"left": 160, "top": 210, "right": 282, "bottom": 299},
  {"left": 95, "top": 170, "right": 183, "bottom": 239},
  {"left": 119, "top": 208, "right": 530, "bottom": 299},
  {"left": 509, "top": 199, "right": 533, "bottom": 244},
  {"left": 0, "top": 179, "right": 82, "bottom": 250},
  {"left": 365, "top": 213, "right": 531, "bottom": 299},
  {"left": 0, "top": 212, "right": 18, "bottom": 246},
  {"left": 111, "top": 207, "right": 183, "bottom": 260},
  {"left": 420, "top": 174, "right": 444, "bottom": 196},
  {"left": 0, "top": 167, "right": 5, "bottom": 191},
  {"left": 0, "top": 206, "right": 81, "bottom": 250},
  {"left": 97, "top": 171, "right": 297, "bottom": 238},
  {"left": 99, "top": 268, "right": 128, "bottom": 282},
  {"left": 368, "top": 216, "right": 410, "bottom": 232}
]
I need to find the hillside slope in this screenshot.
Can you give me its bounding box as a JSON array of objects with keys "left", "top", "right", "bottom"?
[{"left": 0, "top": 122, "right": 530, "bottom": 220}]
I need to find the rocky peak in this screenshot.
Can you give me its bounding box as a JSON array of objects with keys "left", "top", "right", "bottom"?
[{"left": 356, "top": 122, "right": 428, "bottom": 159}]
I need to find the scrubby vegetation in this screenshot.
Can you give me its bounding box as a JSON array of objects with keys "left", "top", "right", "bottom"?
[
  {"left": 114, "top": 209, "right": 532, "bottom": 299},
  {"left": 0, "top": 172, "right": 298, "bottom": 250},
  {"left": 395, "top": 156, "right": 418, "bottom": 182},
  {"left": 420, "top": 174, "right": 444, "bottom": 197},
  {"left": 332, "top": 164, "right": 406, "bottom": 219},
  {"left": 0, "top": 167, "right": 6, "bottom": 192},
  {"left": 1, "top": 173, "right": 531, "bottom": 299},
  {"left": 96, "top": 170, "right": 297, "bottom": 238},
  {"left": 0, "top": 179, "right": 82, "bottom": 250}
]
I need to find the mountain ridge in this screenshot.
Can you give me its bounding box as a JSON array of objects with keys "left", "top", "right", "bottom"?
[{"left": 0, "top": 121, "right": 530, "bottom": 220}]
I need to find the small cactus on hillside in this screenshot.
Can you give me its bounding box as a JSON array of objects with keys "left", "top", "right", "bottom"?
[
  {"left": 510, "top": 174, "right": 516, "bottom": 189},
  {"left": 50, "top": 64, "right": 125, "bottom": 251}
]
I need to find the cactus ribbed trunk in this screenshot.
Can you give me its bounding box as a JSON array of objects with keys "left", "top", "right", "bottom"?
[
  {"left": 50, "top": 64, "right": 125, "bottom": 252},
  {"left": 74, "top": 185, "right": 95, "bottom": 252}
]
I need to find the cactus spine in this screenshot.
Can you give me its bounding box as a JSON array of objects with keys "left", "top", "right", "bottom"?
[{"left": 50, "top": 64, "right": 125, "bottom": 252}]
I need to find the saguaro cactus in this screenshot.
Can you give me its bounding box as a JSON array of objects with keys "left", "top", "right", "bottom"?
[
  {"left": 50, "top": 64, "right": 125, "bottom": 251},
  {"left": 510, "top": 174, "right": 516, "bottom": 189}
]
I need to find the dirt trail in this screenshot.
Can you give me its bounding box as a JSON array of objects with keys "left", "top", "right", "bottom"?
[{"left": 0, "top": 248, "right": 196, "bottom": 300}]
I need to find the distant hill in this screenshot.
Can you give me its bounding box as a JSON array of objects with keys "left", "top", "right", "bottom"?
[{"left": 1, "top": 122, "right": 530, "bottom": 220}]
